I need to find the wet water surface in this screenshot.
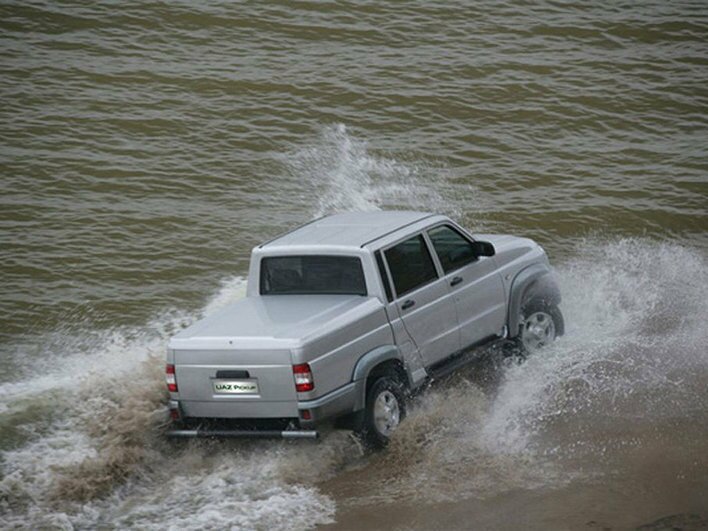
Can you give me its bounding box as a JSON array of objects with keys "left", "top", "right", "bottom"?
[{"left": 1, "top": 1, "right": 707, "bottom": 529}]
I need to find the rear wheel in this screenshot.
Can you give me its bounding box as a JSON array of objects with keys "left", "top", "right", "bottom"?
[
  {"left": 518, "top": 298, "right": 564, "bottom": 355},
  {"left": 357, "top": 374, "right": 406, "bottom": 449}
]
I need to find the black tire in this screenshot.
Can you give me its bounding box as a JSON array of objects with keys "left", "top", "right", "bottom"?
[
  {"left": 356, "top": 374, "right": 406, "bottom": 449},
  {"left": 516, "top": 297, "right": 564, "bottom": 355}
]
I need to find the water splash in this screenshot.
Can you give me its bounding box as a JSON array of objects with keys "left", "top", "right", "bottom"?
[
  {"left": 325, "top": 238, "right": 708, "bottom": 506},
  {"left": 0, "top": 276, "right": 340, "bottom": 530},
  {"left": 201, "top": 275, "right": 249, "bottom": 316},
  {"left": 2, "top": 238, "right": 706, "bottom": 527},
  {"left": 283, "top": 124, "right": 475, "bottom": 219},
  {"left": 483, "top": 238, "right": 708, "bottom": 456}
]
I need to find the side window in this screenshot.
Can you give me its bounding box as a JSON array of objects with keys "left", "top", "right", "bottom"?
[
  {"left": 428, "top": 225, "right": 477, "bottom": 274},
  {"left": 384, "top": 235, "right": 438, "bottom": 297}
]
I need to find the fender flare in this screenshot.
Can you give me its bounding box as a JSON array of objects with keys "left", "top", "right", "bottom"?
[
  {"left": 351, "top": 345, "right": 408, "bottom": 411},
  {"left": 507, "top": 264, "right": 562, "bottom": 338}
]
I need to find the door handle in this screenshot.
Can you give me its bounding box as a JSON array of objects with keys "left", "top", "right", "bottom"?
[
  {"left": 401, "top": 299, "right": 415, "bottom": 310},
  {"left": 450, "top": 276, "right": 463, "bottom": 286}
]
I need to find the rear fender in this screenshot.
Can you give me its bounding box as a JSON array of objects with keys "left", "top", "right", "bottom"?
[{"left": 507, "top": 264, "right": 562, "bottom": 338}]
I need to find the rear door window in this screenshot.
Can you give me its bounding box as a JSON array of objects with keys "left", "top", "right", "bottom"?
[
  {"left": 384, "top": 235, "right": 438, "bottom": 297},
  {"left": 427, "top": 225, "right": 478, "bottom": 274}
]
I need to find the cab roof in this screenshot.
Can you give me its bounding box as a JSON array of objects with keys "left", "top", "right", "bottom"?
[{"left": 260, "top": 211, "right": 439, "bottom": 249}]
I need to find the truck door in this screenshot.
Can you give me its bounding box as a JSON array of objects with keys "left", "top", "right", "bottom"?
[
  {"left": 426, "top": 224, "right": 506, "bottom": 348},
  {"left": 383, "top": 234, "right": 461, "bottom": 367}
]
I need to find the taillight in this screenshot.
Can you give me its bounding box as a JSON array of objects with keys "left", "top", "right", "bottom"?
[
  {"left": 166, "top": 364, "right": 178, "bottom": 392},
  {"left": 293, "top": 363, "right": 314, "bottom": 392}
]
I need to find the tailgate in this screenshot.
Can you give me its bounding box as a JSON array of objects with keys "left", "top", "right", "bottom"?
[{"left": 174, "top": 348, "right": 298, "bottom": 418}]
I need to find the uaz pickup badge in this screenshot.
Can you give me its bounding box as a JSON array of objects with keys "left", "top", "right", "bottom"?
[{"left": 212, "top": 380, "right": 259, "bottom": 394}]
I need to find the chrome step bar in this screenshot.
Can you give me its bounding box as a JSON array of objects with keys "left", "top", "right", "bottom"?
[{"left": 167, "top": 429, "right": 319, "bottom": 439}]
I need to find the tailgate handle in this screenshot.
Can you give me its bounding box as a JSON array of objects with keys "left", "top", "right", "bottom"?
[{"left": 215, "top": 370, "right": 250, "bottom": 379}]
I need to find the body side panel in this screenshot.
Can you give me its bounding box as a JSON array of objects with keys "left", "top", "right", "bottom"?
[{"left": 447, "top": 255, "right": 508, "bottom": 346}]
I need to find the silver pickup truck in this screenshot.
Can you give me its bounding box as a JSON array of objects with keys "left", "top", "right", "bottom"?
[{"left": 166, "top": 211, "right": 563, "bottom": 447}]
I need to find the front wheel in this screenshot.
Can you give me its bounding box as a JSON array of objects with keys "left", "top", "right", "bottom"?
[
  {"left": 356, "top": 375, "right": 406, "bottom": 449},
  {"left": 518, "top": 298, "right": 564, "bottom": 354}
]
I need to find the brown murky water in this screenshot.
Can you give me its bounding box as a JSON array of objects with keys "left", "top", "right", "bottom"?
[{"left": 1, "top": 1, "right": 707, "bottom": 529}]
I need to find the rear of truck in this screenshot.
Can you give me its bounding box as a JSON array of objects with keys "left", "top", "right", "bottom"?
[
  {"left": 165, "top": 250, "right": 394, "bottom": 439},
  {"left": 166, "top": 338, "right": 313, "bottom": 438}
]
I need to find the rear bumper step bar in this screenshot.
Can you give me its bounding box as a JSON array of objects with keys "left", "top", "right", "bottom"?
[{"left": 167, "top": 429, "right": 319, "bottom": 439}]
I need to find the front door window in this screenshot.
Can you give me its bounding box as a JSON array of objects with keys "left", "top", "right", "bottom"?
[{"left": 427, "top": 225, "right": 477, "bottom": 274}]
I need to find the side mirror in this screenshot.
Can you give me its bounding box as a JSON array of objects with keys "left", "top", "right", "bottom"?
[{"left": 470, "top": 241, "right": 495, "bottom": 257}]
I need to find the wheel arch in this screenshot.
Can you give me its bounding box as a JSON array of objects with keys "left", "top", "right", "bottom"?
[
  {"left": 507, "top": 264, "right": 562, "bottom": 338},
  {"left": 351, "top": 345, "right": 409, "bottom": 411}
]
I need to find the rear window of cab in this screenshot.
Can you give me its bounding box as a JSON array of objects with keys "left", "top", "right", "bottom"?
[{"left": 260, "top": 255, "right": 367, "bottom": 296}]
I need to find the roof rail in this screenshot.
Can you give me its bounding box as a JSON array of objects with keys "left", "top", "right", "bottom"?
[{"left": 359, "top": 213, "right": 437, "bottom": 248}]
